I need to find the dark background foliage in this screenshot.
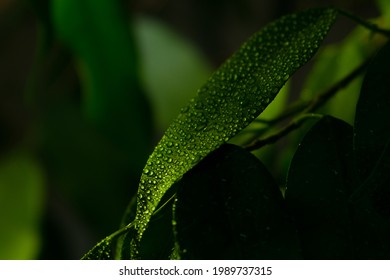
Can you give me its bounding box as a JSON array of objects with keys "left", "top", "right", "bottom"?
[{"left": 0, "top": 0, "right": 384, "bottom": 259}]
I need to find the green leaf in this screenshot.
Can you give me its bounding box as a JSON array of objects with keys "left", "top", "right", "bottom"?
[
  {"left": 376, "top": 0, "right": 390, "bottom": 25},
  {"left": 41, "top": 101, "right": 137, "bottom": 236},
  {"left": 285, "top": 116, "right": 356, "bottom": 259},
  {"left": 350, "top": 41, "right": 390, "bottom": 258},
  {"left": 82, "top": 223, "right": 135, "bottom": 260},
  {"left": 52, "top": 0, "right": 152, "bottom": 171},
  {"left": 301, "top": 31, "right": 365, "bottom": 125},
  {"left": 131, "top": 8, "right": 338, "bottom": 256},
  {"left": 354, "top": 41, "right": 390, "bottom": 182},
  {"left": 81, "top": 236, "right": 113, "bottom": 260},
  {"left": 350, "top": 139, "right": 390, "bottom": 258},
  {"left": 173, "top": 144, "right": 300, "bottom": 259},
  {"left": 0, "top": 153, "right": 45, "bottom": 259},
  {"left": 134, "top": 16, "right": 213, "bottom": 131}
]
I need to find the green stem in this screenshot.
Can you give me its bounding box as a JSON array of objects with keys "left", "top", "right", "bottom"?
[
  {"left": 338, "top": 9, "right": 390, "bottom": 37},
  {"left": 245, "top": 58, "right": 370, "bottom": 151}
]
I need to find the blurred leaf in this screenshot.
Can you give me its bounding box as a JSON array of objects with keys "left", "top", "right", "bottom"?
[
  {"left": 376, "top": 0, "right": 390, "bottom": 25},
  {"left": 52, "top": 0, "right": 152, "bottom": 171},
  {"left": 134, "top": 16, "right": 212, "bottom": 131},
  {"left": 285, "top": 116, "right": 356, "bottom": 259},
  {"left": 41, "top": 100, "right": 135, "bottom": 236},
  {"left": 0, "top": 152, "right": 45, "bottom": 259},
  {"left": 174, "top": 144, "right": 300, "bottom": 259},
  {"left": 301, "top": 24, "right": 380, "bottom": 125},
  {"left": 131, "top": 8, "right": 338, "bottom": 257},
  {"left": 354, "top": 41, "right": 390, "bottom": 181}
]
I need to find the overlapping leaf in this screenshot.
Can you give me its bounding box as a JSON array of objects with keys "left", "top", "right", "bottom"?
[
  {"left": 174, "top": 144, "right": 300, "bottom": 259},
  {"left": 351, "top": 41, "right": 390, "bottom": 258},
  {"left": 354, "top": 41, "right": 390, "bottom": 182},
  {"left": 131, "top": 8, "right": 338, "bottom": 257},
  {"left": 285, "top": 117, "right": 356, "bottom": 259}
]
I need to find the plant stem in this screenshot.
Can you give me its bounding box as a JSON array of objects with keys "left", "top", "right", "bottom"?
[
  {"left": 245, "top": 58, "right": 370, "bottom": 151},
  {"left": 338, "top": 9, "right": 390, "bottom": 38}
]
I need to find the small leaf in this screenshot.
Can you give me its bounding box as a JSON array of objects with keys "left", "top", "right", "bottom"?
[
  {"left": 82, "top": 224, "right": 135, "bottom": 260},
  {"left": 285, "top": 116, "right": 356, "bottom": 259},
  {"left": 82, "top": 237, "right": 113, "bottom": 260},
  {"left": 132, "top": 8, "right": 338, "bottom": 255},
  {"left": 354, "top": 41, "right": 390, "bottom": 182},
  {"left": 173, "top": 144, "right": 300, "bottom": 259}
]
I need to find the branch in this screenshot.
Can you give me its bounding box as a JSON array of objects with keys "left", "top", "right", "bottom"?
[
  {"left": 245, "top": 58, "right": 370, "bottom": 151},
  {"left": 338, "top": 9, "right": 390, "bottom": 38}
]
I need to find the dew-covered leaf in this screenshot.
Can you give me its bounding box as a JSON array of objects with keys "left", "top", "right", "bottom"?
[
  {"left": 354, "top": 41, "right": 390, "bottom": 182},
  {"left": 131, "top": 8, "right": 338, "bottom": 255},
  {"left": 82, "top": 224, "right": 136, "bottom": 260},
  {"left": 82, "top": 236, "right": 113, "bottom": 260},
  {"left": 285, "top": 116, "right": 356, "bottom": 259},
  {"left": 173, "top": 144, "right": 300, "bottom": 259}
]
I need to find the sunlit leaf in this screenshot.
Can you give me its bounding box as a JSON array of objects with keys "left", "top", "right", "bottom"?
[{"left": 131, "top": 8, "right": 338, "bottom": 257}]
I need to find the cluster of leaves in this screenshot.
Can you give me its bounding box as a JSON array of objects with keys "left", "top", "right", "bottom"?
[
  {"left": 2, "top": 1, "right": 388, "bottom": 260},
  {"left": 82, "top": 6, "right": 390, "bottom": 260}
]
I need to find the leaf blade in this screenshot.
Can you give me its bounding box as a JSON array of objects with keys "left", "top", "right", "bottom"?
[
  {"left": 132, "top": 8, "right": 338, "bottom": 256},
  {"left": 285, "top": 116, "right": 356, "bottom": 259},
  {"left": 173, "top": 144, "right": 301, "bottom": 259},
  {"left": 354, "top": 41, "right": 390, "bottom": 181}
]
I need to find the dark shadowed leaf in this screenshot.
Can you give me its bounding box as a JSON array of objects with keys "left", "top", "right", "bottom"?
[
  {"left": 131, "top": 9, "right": 338, "bottom": 256},
  {"left": 173, "top": 144, "right": 301, "bottom": 259},
  {"left": 354, "top": 41, "right": 390, "bottom": 182},
  {"left": 350, "top": 41, "right": 390, "bottom": 258},
  {"left": 285, "top": 116, "right": 356, "bottom": 259}
]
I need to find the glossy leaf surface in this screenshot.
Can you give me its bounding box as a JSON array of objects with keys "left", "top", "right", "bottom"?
[{"left": 132, "top": 8, "right": 338, "bottom": 254}]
